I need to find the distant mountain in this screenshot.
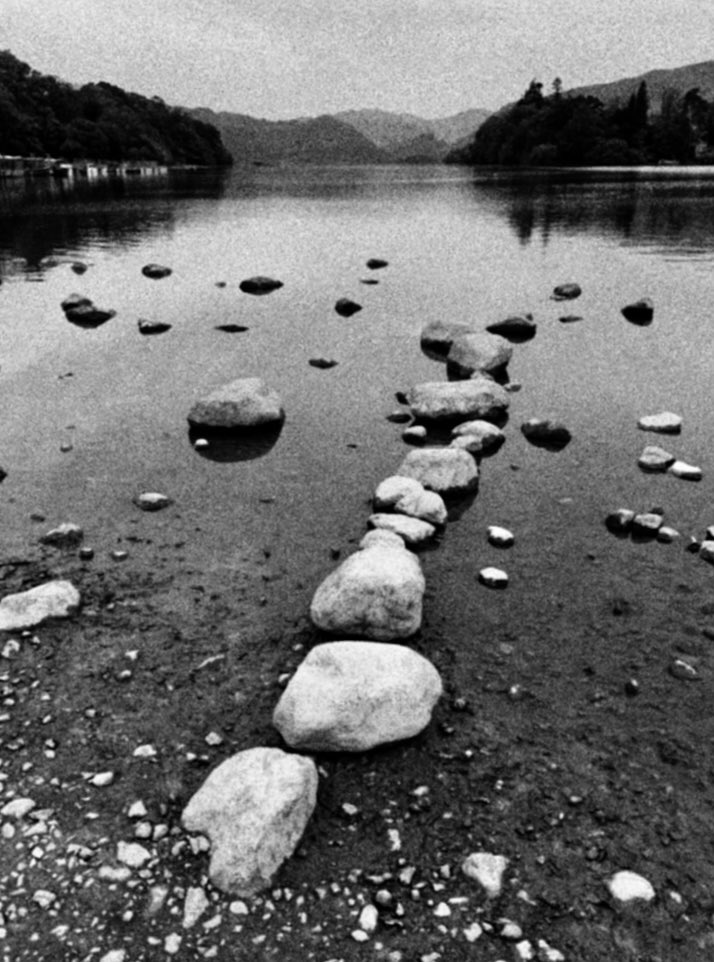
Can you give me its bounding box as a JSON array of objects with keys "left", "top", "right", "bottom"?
[
  {"left": 570, "top": 60, "right": 714, "bottom": 111},
  {"left": 189, "top": 109, "right": 389, "bottom": 165},
  {"left": 189, "top": 105, "right": 491, "bottom": 166}
]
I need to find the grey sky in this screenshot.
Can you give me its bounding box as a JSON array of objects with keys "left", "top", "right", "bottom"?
[{"left": 2, "top": 0, "right": 711, "bottom": 118}]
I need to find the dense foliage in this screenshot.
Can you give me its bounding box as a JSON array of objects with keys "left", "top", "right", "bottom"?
[
  {"left": 0, "top": 51, "right": 231, "bottom": 165},
  {"left": 448, "top": 78, "right": 714, "bottom": 166}
]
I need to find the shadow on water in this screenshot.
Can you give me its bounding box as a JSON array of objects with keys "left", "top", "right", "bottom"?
[{"left": 187, "top": 423, "right": 283, "bottom": 463}]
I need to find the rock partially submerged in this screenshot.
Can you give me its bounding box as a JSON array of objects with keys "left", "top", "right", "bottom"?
[
  {"left": 141, "top": 264, "right": 172, "bottom": 279},
  {"left": 551, "top": 282, "right": 581, "bottom": 300},
  {"left": 187, "top": 378, "right": 285, "bottom": 430},
  {"left": 407, "top": 377, "right": 509, "bottom": 423},
  {"left": 521, "top": 419, "right": 571, "bottom": 450},
  {"left": 334, "top": 298, "right": 362, "bottom": 317},
  {"left": 239, "top": 276, "right": 283, "bottom": 295},
  {"left": 420, "top": 321, "right": 474, "bottom": 359},
  {"left": 182, "top": 748, "right": 317, "bottom": 896},
  {"left": 446, "top": 332, "right": 512, "bottom": 380},
  {"left": 373, "top": 476, "right": 448, "bottom": 526},
  {"left": 450, "top": 420, "right": 505, "bottom": 455},
  {"left": 273, "top": 641, "right": 442, "bottom": 751},
  {"left": 308, "top": 357, "right": 338, "bottom": 369},
  {"left": 61, "top": 294, "right": 115, "bottom": 327},
  {"left": 622, "top": 298, "right": 654, "bottom": 325},
  {"left": 637, "top": 412, "right": 682, "bottom": 434},
  {"left": 638, "top": 445, "right": 675, "bottom": 473},
  {"left": 669, "top": 460, "right": 702, "bottom": 481},
  {"left": 479, "top": 567, "right": 508, "bottom": 588},
  {"left": 397, "top": 447, "right": 478, "bottom": 496},
  {"left": 138, "top": 319, "right": 172, "bottom": 335},
  {"left": 367, "top": 513, "right": 436, "bottom": 547},
  {"left": 486, "top": 314, "right": 536, "bottom": 341},
  {"left": 133, "top": 492, "right": 172, "bottom": 512},
  {"left": 366, "top": 258, "right": 389, "bottom": 269},
  {"left": 40, "top": 523, "right": 84, "bottom": 547},
  {"left": 0, "top": 580, "right": 80, "bottom": 631},
  {"left": 310, "top": 533, "right": 425, "bottom": 640}
]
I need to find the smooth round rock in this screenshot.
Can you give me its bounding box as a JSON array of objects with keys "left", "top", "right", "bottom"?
[
  {"left": 138, "top": 319, "right": 172, "bottom": 335},
  {"left": 334, "top": 298, "right": 362, "bottom": 317},
  {"left": 408, "top": 377, "right": 509, "bottom": 423},
  {"left": 606, "top": 870, "right": 655, "bottom": 903},
  {"left": 668, "top": 460, "right": 702, "bottom": 481},
  {"left": 367, "top": 513, "right": 436, "bottom": 548},
  {"left": 142, "top": 264, "right": 172, "bottom": 279},
  {"left": 521, "top": 419, "right": 571, "bottom": 449},
  {"left": 402, "top": 425, "right": 427, "bottom": 445},
  {"left": 621, "top": 298, "right": 654, "bottom": 324},
  {"left": 133, "top": 492, "right": 172, "bottom": 512},
  {"left": 273, "top": 641, "right": 443, "bottom": 752},
  {"left": 638, "top": 446, "right": 675, "bottom": 473},
  {"left": 397, "top": 447, "right": 478, "bottom": 496},
  {"left": 637, "top": 412, "right": 682, "bottom": 434},
  {"left": 552, "top": 282, "right": 581, "bottom": 300},
  {"left": 373, "top": 476, "right": 447, "bottom": 526},
  {"left": 446, "top": 332, "right": 512, "bottom": 380},
  {"left": 366, "top": 258, "right": 388, "bottom": 269},
  {"left": 238, "top": 276, "right": 283, "bottom": 294},
  {"left": 631, "top": 513, "right": 663, "bottom": 536},
  {"left": 450, "top": 419, "right": 505, "bottom": 455},
  {"left": 487, "top": 525, "right": 514, "bottom": 547}
]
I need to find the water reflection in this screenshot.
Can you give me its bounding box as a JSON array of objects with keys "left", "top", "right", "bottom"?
[
  {"left": 469, "top": 167, "right": 714, "bottom": 252},
  {"left": 187, "top": 423, "right": 284, "bottom": 463},
  {"left": 0, "top": 169, "right": 229, "bottom": 276}
]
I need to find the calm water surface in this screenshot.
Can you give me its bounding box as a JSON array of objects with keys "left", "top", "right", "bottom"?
[{"left": 1, "top": 165, "right": 714, "bottom": 643}]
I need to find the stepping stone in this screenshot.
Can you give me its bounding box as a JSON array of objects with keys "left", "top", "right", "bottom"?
[
  {"left": 479, "top": 567, "right": 508, "bottom": 588},
  {"left": 638, "top": 445, "right": 675, "bottom": 472},
  {"left": 637, "top": 412, "right": 681, "bottom": 434},
  {"left": 668, "top": 460, "right": 702, "bottom": 481}
]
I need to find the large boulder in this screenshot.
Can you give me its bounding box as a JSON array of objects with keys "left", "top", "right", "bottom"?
[
  {"left": 420, "top": 321, "right": 474, "bottom": 358},
  {"left": 446, "top": 332, "right": 512, "bottom": 380},
  {"left": 310, "top": 535, "right": 425, "bottom": 640},
  {"left": 187, "top": 378, "right": 284, "bottom": 430},
  {"left": 273, "top": 641, "right": 443, "bottom": 752},
  {"left": 407, "top": 377, "right": 509, "bottom": 423},
  {"left": 182, "top": 748, "right": 317, "bottom": 896},
  {"left": 396, "top": 447, "right": 478, "bottom": 496},
  {"left": 0, "top": 581, "right": 80, "bottom": 631},
  {"left": 373, "top": 476, "right": 447, "bottom": 525}
]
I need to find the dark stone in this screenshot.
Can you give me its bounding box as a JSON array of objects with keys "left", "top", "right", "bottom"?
[
  {"left": 420, "top": 321, "right": 474, "bottom": 360},
  {"left": 622, "top": 298, "right": 654, "bottom": 325},
  {"left": 605, "top": 509, "right": 635, "bottom": 534},
  {"left": 64, "top": 304, "right": 116, "bottom": 327},
  {"left": 521, "top": 418, "right": 571, "bottom": 450},
  {"left": 71, "top": 262, "right": 88, "bottom": 275},
  {"left": 366, "top": 258, "right": 389, "bottom": 269},
  {"left": 138, "top": 319, "right": 172, "bottom": 335},
  {"left": 386, "top": 411, "right": 412, "bottom": 424},
  {"left": 552, "top": 283, "right": 582, "bottom": 300},
  {"left": 0, "top": 467, "right": 6, "bottom": 483},
  {"left": 486, "top": 314, "right": 536, "bottom": 342},
  {"left": 142, "top": 263, "right": 172, "bottom": 279},
  {"left": 61, "top": 293, "right": 93, "bottom": 312},
  {"left": 239, "top": 276, "right": 283, "bottom": 295},
  {"left": 335, "top": 298, "right": 362, "bottom": 317},
  {"left": 360, "top": 278, "right": 379, "bottom": 285},
  {"left": 79, "top": 547, "right": 95, "bottom": 561},
  {"left": 559, "top": 314, "right": 583, "bottom": 323},
  {"left": 215, "top": 324, "right": 249, "bottom": 333},
  {"left": 308, "top": 358, "right": 338, "bottom": 369}
]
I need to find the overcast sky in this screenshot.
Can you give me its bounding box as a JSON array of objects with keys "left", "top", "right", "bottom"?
[{"left": 2, "top": 0, "right": 711, "bottom": 119}]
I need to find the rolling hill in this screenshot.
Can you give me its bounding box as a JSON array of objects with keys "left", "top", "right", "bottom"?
[{"left": 570, "top": 59, "right": 714, "bottom": 110}]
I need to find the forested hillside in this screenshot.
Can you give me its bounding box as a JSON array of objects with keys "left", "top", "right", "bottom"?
[
  {"left": 0, "top": 50, "right": 231, "bottom": 165},
  {"left": 447, "top": 78, "right": 714, "bottom": 166}
]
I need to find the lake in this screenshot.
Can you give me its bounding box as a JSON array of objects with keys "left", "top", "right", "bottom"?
[{"left": 1, "top": 164, "right": 714, "bottom": 654}]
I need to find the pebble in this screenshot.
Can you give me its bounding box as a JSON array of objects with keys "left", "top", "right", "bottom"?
[
  {"left": 403, "top": 425, "right": 427, "bottom": 444},
  {"left": 669, "top": 460, "right": 702, "bottom": 481},
  {"left": 669, "top": 658, "right": 700, "bottom": 681},
  {"left": 128, "top": 800, "right": 148, "bottom": 819},
  {"left": 133, "top": 492, "right": 172, "bottom": 511},
  {"left": 358, "top": 904, "right": 379, "bottom": 933},
  {"left": 164, "top": 933, "right": 182, "bottom": 955},
  {"left": 499, "top": 920, "right": 523, "bottom": 940},
  {"left": 463, "top": 922, "right": 483, "bottom": 942},
  {"left": 99, "top": 951, "right": 127, "bottom": 962},
  {"left": 631, "top": 513, "right": 663, "bottom": 536},
  {"left": 515, "top": 941, "right": 535, "bottom": 960},
  {"left": 183, "top": 886, "right": 210, "bottom": 929},
  {"left": 698, "top": 541, "right": 714, "bottom": 564},
  {"left": 78, "top": 546, "right": 95, "bottom": 560},
  {"left": 351, "top": 929, "right": 370, "bottom": 942},
  {"left": 637, "top": 411, "right": 682, "bottom": 434},
  {"left": 111, "top": 550, "right": 129, "bottom": 562},
  {"left": 194, "top": 438, "right": 209, "bottom": 449},
  {"left": 638, "top": 445, "right": 675, "bottom": 472},
  {"left": 229, "top": 900, "right": 249, "bottom": 916},
  {"left": 117, "top": 841, "right": 152, "bottom": 868},
  {"left": 657, "top": 525, "right": 679, "bottom": 543},
  {"left": 487, "top": 525, "right": 514, "bottom": 547},
  {"left": 133, "top": 744, "right": 157, "bottom": 758},
  {"left": 607, "top": 870, "right": 655, "bottom": 902},
  {"left": 1, "top": 797, "right": 36, "bottom": 819},
  {"left": 479, "top": 567, "right": 508, "bottom": 589},
  {"left": 605, "top": 508, "right": 635, "bottom": 534},
  {"left": 462, "top": 852, "right": 509, "bottom": 897},
  {"left": 90, "top": 771, "right": 115, "bottom": 787},
  {"left": 433, "top": 902, "right": 451, "bottom": 917},
  {"left": 40, "top": 523, "right": 84, "bottom": 547},
  {"left": 32, "top": 890, "right": 56, "bottom": 909}
]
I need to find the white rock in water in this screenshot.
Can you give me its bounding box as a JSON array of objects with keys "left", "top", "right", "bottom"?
[
  {"left": 638, "top": 445, "right": 675, "bottom": 472},
  {"left": 133, "top": 492, "right": 172, "bottom": 511},
  {"left": 407, "top": 376, "right": 509, "bottom": 423},
  {"left": 446, "top": 331, "right": 512, "bottom": 380},
  {"left": 607, "top": 870, "right": 655, "bottom": 903},
  {"left": 479, "top": 567, "right": 508, "bottom": 588},
  {"left": 462, "top": 852, "right": 509, "bottom": 898},
  {"left": 487, "top": 525, "right": 514, "bottom": 547},
  {"left": 117, "top": 841, "right": 152, "bottom": 868},
  {"left": 637, "top": 412, "right": 682, "bottom": 434},
  {"left": 450, "top": 419, "right": 505, "bottom": 455},
  {"left": 273, "top": 641, "right": 443, "bottom": 752},
  {"left": 358, "top": 903, "right": 379, "bottom": 933},
  {"left": 699, "top": 541, "right": 714, "bottom": 564},
  {"left": 668, "top": 460, "right": 702, "bottom": 481},
  {"left": 367, "top": 513, "right": 436, "bottom": 547},
  {"left": 182, "top": 747, "right": 318, "bottom": 896},
  {"left": 397, "top": 447, "right": 478, "bottom": 496},
  {"left": 373, "top": 476, "right": 447, "bottom": 525},
  {"left": 187, "top": 378, "right": 284, "bottom": 429},
  {"left": 310, "top": 536, "right": 425, "bottom": 640},
  {"left": 0, "top": 580, "right": 80, "bottom": 631}
]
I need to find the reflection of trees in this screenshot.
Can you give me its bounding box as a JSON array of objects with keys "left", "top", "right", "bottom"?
[
  {"left": 471, "top": 170, "right": 714, "bottom": 250},
  {"left": 0, "top": 170, "right": 228, "bottom": 273}
]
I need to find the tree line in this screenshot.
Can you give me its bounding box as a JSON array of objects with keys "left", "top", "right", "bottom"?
[
  {"left": 0, "top": 51, "right": 232, "bottom": 166},
  {"left": 447, "top": 78, "right": 714, "bottom": 166}
]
